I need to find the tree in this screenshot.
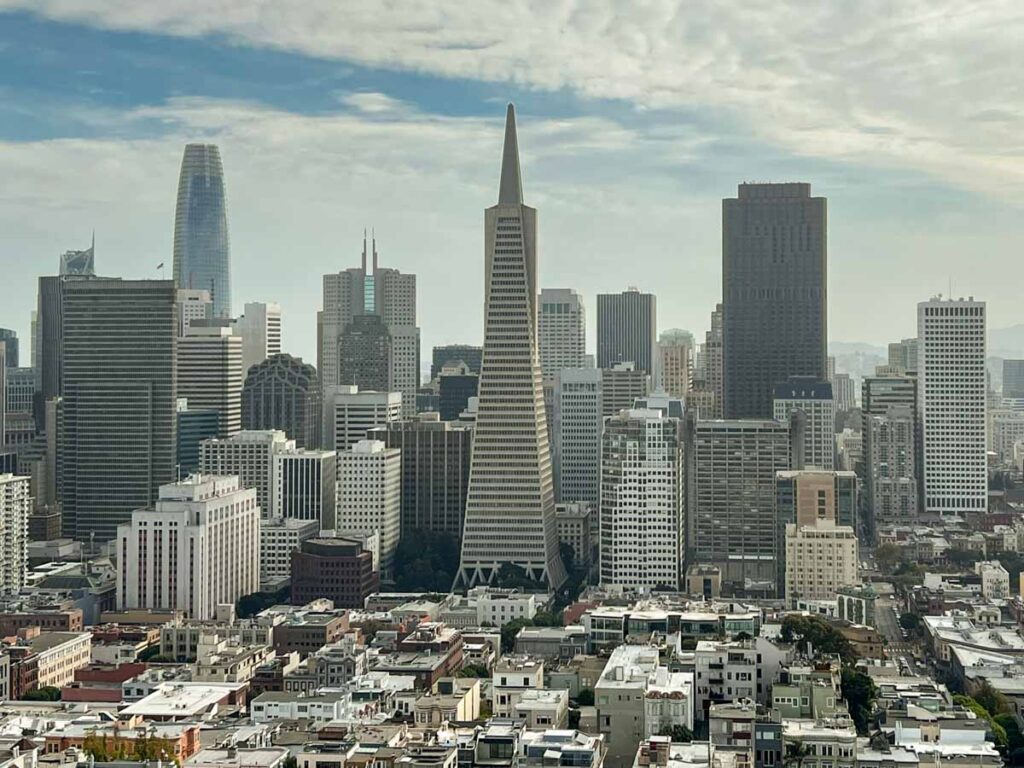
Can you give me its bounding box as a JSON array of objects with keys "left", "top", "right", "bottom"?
[
  {"left": 947, "top": 549, "right": 980, "bottom": 568},
  {"left": 501, "top": 618, "right": 534, "bottom": 653},
  {"left": 783, "top": 741, "right": 812, "bottom": 768},
  {"left": 282, "top": 758, "right": 298, "bottom": 768},
  {"left": 576, "top": 688, "right": 595, "bottom": 706},
  {"left": 953, "top": 695, "right": 1008, "bottom": 748},
  {"left": 457, "top": 663, "right": 490, "bottom": 678},
  {"left": 995, "top": 713, "right": 1024, "bottom": 753},
  {"left": 23, "top": 686, "right": 61, "bottom": 701},
  {"left": 532, "top": 611, "right": 563, "bottom": 627},
  {"left": 974, "top": 680, "right": 1011, "bottom": 717},
  {"left": 393, "top": 530, "right": 460, "bottom": 592},
  {"left": 657, "top": 725, "right": 693, "bottom": 742},
  {"left": 780, "top": 615, "right": 856, "bottom": 665},
  {"left": 874, "top": 544, "right": 903, "bottom": 574},
  {"left": 898, "top": 613, "right": 922, "bottom": 635},
  {"left": 841, "top": 667, "right": 877, "bottom": 735},
  {"left": 236, "top": 585, "right": 289, "bottom": 618}
]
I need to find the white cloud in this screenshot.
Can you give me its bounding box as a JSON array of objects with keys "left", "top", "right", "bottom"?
[{"left": 4, "top": 0, "right": 1024, "bottom": 199}]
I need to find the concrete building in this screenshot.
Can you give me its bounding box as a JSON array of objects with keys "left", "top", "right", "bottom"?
[
  {"left": 600, "top": 408, "right": 683, "bottom": 591},
  {"left": 60, "top": 278, "right": 177, "bottom": 541},
  {"left": 654, "top": 329, "right": 693, "bottom": 399},
  {"left": 555, "top": 502, "right": 594, "bottom": 569},
  {"left": 866, "top": 405, "right": 918, "bottom": 526},
  {"left": 233, "top": 301, "right": 281, "bottom": 376},
  {"left": 602, "top": 362, "right": 649, "bottom": 417},
  {"left": 431, "top": 345, "right": 483, "bottom": 379},
  {"left": 368, "top": 414, "right": 472, "bottom": 539},
  {"left": 259, "top": 517, "right": 318, "bottom": 584},
  {"left": 323, "top": 385, "right": 402, "bottom": 452},
  {"left": 175, "top": 288, "right": 211, "bottom": 335},
  {"left": 783, "top": 521, "right": 859, "bottom": 605},
  {"left": 888, "top": 337, "right": 920, "bottom": 373},
  {"left": 338, "top": 313, "right": 392, "bottom": 392},
  {"left": 991, "top": 409, "right": 1024, "bottom": 465},
  {"left": 455, "top": 105, "right": 566, "bottom": 591},
  {"left": 700, "top": 304, "right": 724, "bottom": 418},
  {"left": 178, "top": 324, "right": 243, "bottom": 438},
  {"left": 115, "top": 475, "right": 260, "bottom": 620},
  {"left": 273, "top": 448, "right": 336, "bottom": 528},
  {"left": 597, "top": 289, "right": 656, "bottom": 376},
  {"left": 335, "top": 440, "right": 401, "bottom": 579},
  {"left": 918, "top": 297, "right": 987, "bottom": 515},
  {"left": 975, "top": 561, "right": 1010, "bottom": 599},
  {"left": 539, "top": 288, "right": 587, "bottom": 379},
  {"left": 0, "top": 473, "right": 30, "bottom": 592},
  {"left": 200, "top": 430, "right": 292, "bottom": 517},
  {"left": 493, "top": 656, "right": 545, "bottom": 718},
  {"left": 722, "top": 183, "right": 827, "bottom": 419},
  {"left": 553, "top": 368, "right": 603, "bottom": 505},
  {"left": 241, "top": 353, "right": 320, "bottom": 449},
  {"left": 290, "top": 537, "right": 379, "bottom": 608},
  {"left": 437, "top": 363, "right": 478, "bottom": 422},
  {"left": 773, "top": 378, "right": 834, "bottom": 470}
]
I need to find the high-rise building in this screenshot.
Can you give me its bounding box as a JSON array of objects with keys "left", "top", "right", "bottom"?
[
  {"left": 703, "top": 304, "right": 723, "bottom": 418},
  {"left": 233, "top": 302, "right": 282, "bottom": 377},
  {"left": 338, "top": 314, "right": 391, "bottom": 392},
  {"left": 60, "top": 238, "right": 96, "bottom": 276},
  {"left": 291, "top": 537, "right": 379, "bottom": 609},
  {"left": 176, "top": 399, "right": 219, "bottom": 475},
  {"left": 722, "top": 183, "right": 827, "bottom": 419},
  {"left": 918, "top": 297, "right": 987, "bottom": 515},
  {"left": 686, "top": 418, "right": 797, "bottom": 593},
  {"left": 115, "top": 475, "right": 259, "bottom": 620},
  {"left": 35, "top": 275, "right": 66, "bottom": 431},
  {"left": 991, "top": 409, "right": 1024, "bottom": 466},
  {"left": 772, "top": 379, "right": 835, "bottom": 470},
  {"left": 260, "top": 517, "right": 318, "bottom": 585},
  {"left": 602, "top": 362, "right": 649, "bottom": 416},
  {"left": 369, "top": 413, "right": 472, "bottom": 539},
  {"left": 600, "top": 408, "right": 683, "bottom": 590},
  {"left": 437, "top": 363, "right": 478, "bottom": 422},
  {"left": 335, "top": 440, "right": 401, "bottom": 580},
  {"left": 5, "top": 367, "right": 36, "bottom": 447},
  {"left": 175, "top": 288, "right": 212, "bottom": 336},
  {"left": 173, "top": 144, "right": 231, "bottom": 318},
  {"left": 865, "top": 406, "right": 918, "bottom": 526},
  {"left": 241, "top": 353, "right": 320, "bottom": 449},
  {"left": 177, "top": 324, "right": 242, "bottom": 439},
  {"left": 783, "top": 521, "right": 858, "bottom": 606},
  {"left": 1004, "top": 360, "right": 1024, "bottom": 400},
  {"left": 319, "top": 234, "right": 419, "bottom": 417},
  {"left": 831, "top": 373, "right": 856, "bottom": 413},
  {"left": 0, "top": 473, "right": 31, "bottom": 592},
  {"left": 456, "top": 104, "right": 566, "bottom": 590},
  {"left": 60, "top": 279, "right": 177, "bottom": 542},
  {"left": 597, "top": 289, "right": 656, "bottom": 375},
  {"left": 322, "top": 385, "right": 402, "bottom": 452},
  {"left": 200, "top": 430, "right": 292, "bottom": 517},
  {"left": 273, "top": 448, "right": 337, "bottom": 528},
  {"left": 0, "top": 344, "right": 6, "bottom": 446},
  {"left": 0, "top": 330, "right": 18, "bottom": 368},
  {"left": 552, "top": 368, "right": 602, "bottom": 506},
  {"left": 655, "top": 329, "right": 693, "bottom": 399},
  {"left": 431, "top": 345, "right": 483, "bottom": 379},
  {"left": 539, "top": 288, "right": 586, "bottom": 379},
  {"left": 888, "top": 338, "right": 919, "bottom": 373}
]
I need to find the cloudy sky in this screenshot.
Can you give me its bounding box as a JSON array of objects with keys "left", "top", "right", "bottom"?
[{"left": 2, "top": 2, "right": 1023, "bottom": 366}]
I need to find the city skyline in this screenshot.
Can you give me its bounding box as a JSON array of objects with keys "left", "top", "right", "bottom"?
[{"left": 3, "top": 7, "right": 1024, "bottom": 366}]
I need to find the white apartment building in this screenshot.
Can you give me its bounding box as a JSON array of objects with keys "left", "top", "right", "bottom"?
[
  {"left": 178, "top": 324, "right": 243, "bottom": 438},
  {"left": 553, "top": 368, "right": 602, "bottom": 505},
  {"left": 200, "top": 430, "right": 293, "bottom": 517},
  {"left": 784, "top": 520, "right": 859, "bottom": 605},
  {"left": 975, "top": 561, "right": 1010, "bottom": 599},
  {"left": 773, "top": 379, "right": 835, "bottom": 470},
  {"left": 116, "top": 475, "right": 261, "bottom": 620},
  {"left": 600, "top": 408, "right": 682, "bottom": 591},
  {"left": 539, "top": 288, "right": 586, "bottom": 379},
  {"left": 322, "top": 385, "right": 402, "bottom": 452},
  {"left": 335, "top": 440, "right": 401, "bottom": 580},
  {"left": 233, "top": 301, "right": 282, "bottom": 376},
  {"left": 918, "top": 297, "right": 987, "bottom": 515},
  {"left": 273, "top": 449, "right": 337, "bottom": 528},
  {"left": 0, "top": 473, "right": 30, "bottom": 593},
  {"left": 493, "top": 656, "right": 545, "bottom": 718},
  {"left": 260, "top": 517, "right": 318, "bottom": 583}
]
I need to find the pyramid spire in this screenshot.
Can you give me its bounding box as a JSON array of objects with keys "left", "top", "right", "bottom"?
[{"left": 498, "top": 103, "right": 524, "bottom": 205}]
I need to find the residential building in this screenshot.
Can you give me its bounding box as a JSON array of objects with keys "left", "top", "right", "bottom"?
[
  {"left": 773, "top": 378, "right": 835, "bottom": 470},
  {"left": 115, "top": 475, "right": 260, "bottom": 619},
  {"left": 597, "top": 289, "right": 656, "bottom": 376},
  {"left": 693, "top": 639, "right": 769, "bottom": 722},
  {"left": 918, "top": 297, "right": 987, "bottom": 515},
  {"left": 335, "top": 440, "right": 401, "bottom": 579},
  {"left": 654, "top": 329, "right": 693, "bottom": 398},
  {"left": 323, "top": 385, "right": 402, "bottom": 451},
  {"left": 553, "top": 367, "right": 603, "bottom": 505},
  {"left": 273, "top": 448, "right": 336, "bottom": 528},
  {"left": 600, "top": 408, "right": 683, "bottom": 591},
  {"left": 784, "top": 521, "right": 859, "bottom": 604},
  {"left": 493, "top": 656, "right": 545, "bottom": 718},
  {"left": 200, "top": 430, "right": 292, "bottom": 517},
  {"left": 174, "top": 143, "right": 231, "bottom": 317},
  {"left": 539, "top": 288, "right": 587, "bottom": 379},
  {"left": 241, "top": 353, "right": 320, "bottom": 449},
  {"left": 866, "top": 406, "right": 918, "bottom": 526},
  {"left": 455, "top": 105, "right": 566, "bottom": 591},
  {"left": 177, "top": 323, "right": 243, "bottom": 438},
  {"left": 708, "top": 700, "right": 782, "bottom": 768},
  {"left": 975, "top": 561, "right": 1010, "bottom": 599},
  {"left": 233, "top": 301, "right": 282, "bottom": 375},
  {"left": 0, "top": 473, "right": 30, "bottom": 592},
  {"left": 259, "top": 517, "right": 317, "bottom": 584},
  {"left": 722, "top": 183, "right": 827, "bottom": 419}
]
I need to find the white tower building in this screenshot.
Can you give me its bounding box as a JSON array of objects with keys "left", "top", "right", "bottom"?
[
  {"left": 0, "top": 473, "right": 31, "bottom": 593},
  {"left": 539, "top": 288, "right": 586, "bottom": 379},
  {"left": 178, "top": 324, "right": 243, "bottom": 438},
  {"left": 322, "top": 385, "right": 402, "bottom": 452},
  {"left": 553, "top": 368, "right": 603, "bottom": 505},
  {"left": 335, "top": 440, "right": 401, "bottom": 580},
  {"left": 234, "top": 301, "right": 282, "bottom": 376},
  {"left": 773, "top": 379, "right": 835, "bottom": 471},
  {"left": 200, "top": 430, "right": 293, "bottom": 517}
]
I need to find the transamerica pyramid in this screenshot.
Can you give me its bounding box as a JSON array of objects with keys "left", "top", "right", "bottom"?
[{"left": 455, "top": 104, "right": 568, "bottom": 591}]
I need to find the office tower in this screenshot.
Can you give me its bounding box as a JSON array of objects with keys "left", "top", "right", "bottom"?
[
  {"left": 273, "top": 448, "right": 337, "bottom": 528},
  {"left": 552, "top": 368, "right": 602, "bottom": 505},
  {"left": 437, "top": 363, "right": 478, "bottom": 421},
  {"left": 704, "top": 305, "right": 724, "bottom": 418},
  {"left": 831, "top": 373, "right": 856, "bottom": 412},
  {"left": 602, "top": 362, "right": 649, "bottom": 416},
  {"left": 260, "top": 517, "right": 318, "bottom": 585},
  {"left": 918, "top": 297, "right": 987, "bottom": 515},
  {"left": 597, "top": 288, "right": 656, "bottom": 375},
  {"left": 176, "top": 399, "right": 219, "bottom": 475},
  {"left": 0, "top": 330, "right": 18, "bottom": 368},
  {"left": 888, "top": 338, "right": 919, "bottom": 373},
  {"left": 866, "top": 406, "right": 918, "bottom": 526},
  {"left": 655, "top": 329, "right": 693, "bottom": 398},
  {"left": 0, "top": 473, "right": 30, "bottom": 592},
  {"left": 431, "top": 345, "right": 483, "bottom": 379},
  {"left": 30, "top": 312, "right": 37, "bottom": 370},
  {"left": 177, "top": 324, "right": 242, "bottom": 438},
  {"left": 684, "top": 389, "right": 716, "bottom": 419},
  {"left": 35, "top": 275, "right": 65, "bottom": 430},
  {"left": 686, "top": 418, "right": 797, "bottom": 593},
  {"left": 0, "top": 344, "right": 5, "bottom": 445},
  {"left": 115, "top": 475, "right": 259, "bottom": 620},
  {"left": 233, "top": 301, "right": 282, "bottom": 376},
  {"left": 60, "top": 236, "right": 96, "bottom": 276},
  {"left": 200, "top": 430, "right": 292, "bottom": 517},
  {"left": 319, "top": 234, "right": 419, "bottom": 417},
  {"left": 722, "top": 183, "right": 827, "bottom": 419},
  {"left": 338, "top": 314, "right": 391, "bottom": 391},
  {"left": 991, "top": 409, "right": 1024, "bottom": 465},
  {"left": 335, "top": 440, "right": 401, "bottom": 580},
  {"left": 600, "top": 408, "right": 683, "bottom": 590},
  {"left": 5, "top": 367, "right": 36, "bottom": 447},
  {"left": 772, "top": 379, "right": 835, "bottom": 470},
  {"left": 322, "top": 385, "right": 402, "bottom": 452},
  {"left": 539, "top": 288, "right": 586, "bottom": 379},
  {"left": 60, "top": 279, "right": 177, "bottom": 541},
  {"left": 783, "top": 521, "right": 858, "bottom": 606},
  {"left": 241, "top": 353, "right": 320, "bottom": 449},
  {"left": 173, "top": 143, "right": 231, "bottom": 318},
  {"left": 369, "top": 414, "right": 472, "bottom": 539},
  {"left": 175, "top": 288, "right": 212, "bottom": 335},
  {"left": 1004, "top": 360, "right": 1024, "bottom": 400},
  {"left": 291, "top": 537, "right": 380, "bottom": 608},
  {"left": 456, "top": 104, "right": 566, "bottom": 590}
]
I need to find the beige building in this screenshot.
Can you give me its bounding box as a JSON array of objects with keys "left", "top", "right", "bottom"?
[
  {"left": 33, "top": 631, "right": 92, "bottom": 688},
  {"left": 784, "top": 520, "right": 858, "bottom": 605},
  {"left": 413, "top": 677, "right": 481, "bottom": 726},
  {"left": 654, "top": 329, "right": 693, "bottom": 398}
]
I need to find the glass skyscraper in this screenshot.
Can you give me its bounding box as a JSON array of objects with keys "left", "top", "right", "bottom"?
[{"left": 173, "top": 144, "right": 231, "bottom": 318}]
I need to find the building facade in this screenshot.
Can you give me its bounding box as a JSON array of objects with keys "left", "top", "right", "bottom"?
[
  {"left": 772, "top": 379, "right": 835, "bottom": 470},
  {"left": 784, "top": 521, "right": 859, "bottom": 605},
  {"left": 596, "top": 289, "right": 656, "bottom": 376},
  {"left": 241, "top": 353, "right": 320, "bottom": 449},
  {"left": 233, "top": 301, "right": 281, "bottom": 376},
  {"left": 552, "top": 368, "right": 602, "bottom": 506},
  {"left": 200, "top": 430, "right": 293, "bottom": 517},
  {"left": 290, "top": 537, "right": 380, "bottom": 608},
  {"left": 539, "top": 288, "right": 586, "bottom": 380},
  {"left": 177, "top": 324, "right": 242, "bottom": 439},
  {"left": 273, "top": 449, "right": 337, "bottom": 528},
  {"left": 654, "top": 329, "right": 693, "bottom": 399},
  {"left": 335, "top": 440, "right": 401, "bottom": 580},
  {"left": 0, "top": 473, "right": 30, "bottom": 592}
]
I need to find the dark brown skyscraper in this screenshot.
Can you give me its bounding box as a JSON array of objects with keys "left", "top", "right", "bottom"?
[{"left": 722, "top": 183, "right": 827, "bottom": 419}]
